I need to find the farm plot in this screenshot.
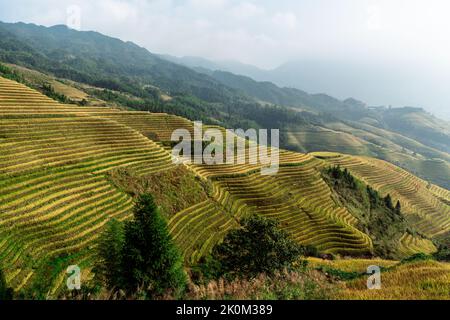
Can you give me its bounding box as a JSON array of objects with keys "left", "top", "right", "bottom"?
[{"left": 0, "top": 77, "right": 176, "bottom": 292}]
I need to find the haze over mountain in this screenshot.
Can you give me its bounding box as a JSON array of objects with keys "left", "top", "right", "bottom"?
[
  {"left": 1, "top": 20, "right": 449, "bottom": 190},
  {"left": 164, "top": 55, "right": 450, "bottom": 120},
  {"left": 2, "top": 0, "right": 450, "bottom": 120}
]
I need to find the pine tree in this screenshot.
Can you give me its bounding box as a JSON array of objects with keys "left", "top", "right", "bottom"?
[
  {"left": 384, "top": 194, "right": 394, "bottom": 210},
  {"left": 367, "top": 186, "right": 378, "bottom": 207},
  {"left": 395, "top": 200, "right": 402, "bottom": 214},
  {"left": 94, "top": 219, "right": 125, "bottom": 290},
  {"left": 121, "top": 194, "right": 186, "bottom": 297}
]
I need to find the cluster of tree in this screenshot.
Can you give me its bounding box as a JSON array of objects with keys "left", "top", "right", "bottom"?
[
  {"left": 323, "top": 166, "right": 410, "bottom": 259},
  {"left": 329, "top": 166, "right": 401, "bottom": 214},
  {"left": 95, "top": 194, "right": 311, "bottom": 296},
  {"left": 433, "top": 245, "right": 450, "bottom": 262},
  {"left": 327, "top": 166, "right": 357, "bottom": 189},
  {"left": 41, "top": 83, "right": 70, "bottom": 104},
  {"left": 367, "top": 186, "right": 401, "bottom": 214},
  {"left": 0, "top": 62, "right": 25, "bottom": 83},
  {"left": 95, "top": 194, "right": 186, "bottom": 298}
]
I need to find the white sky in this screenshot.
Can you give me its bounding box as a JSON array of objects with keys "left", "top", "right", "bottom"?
[{"left": 1, "top": 0, "right": 450, "bottom": 118}]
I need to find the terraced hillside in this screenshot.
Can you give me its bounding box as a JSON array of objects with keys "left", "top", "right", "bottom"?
[
  {"left": 1, "top": 76, "right": 449, "bottom": 296},
  {"left": 0, "top": 77, "right": 175, "bottom": 293},
  {"left": 314, "top": 152, "right": 450, "bottom": 251},
  {"left": 314, "top": 153, "right": 450, "bottom": 237}
]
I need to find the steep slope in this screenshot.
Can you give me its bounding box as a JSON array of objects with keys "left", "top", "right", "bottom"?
[
  {"left": 381, "top": 107, "right": 450, "bottom": 154},
  {"left": 0, "top": 77, "right": 176, "bottom": 293},
  {"left": 1, "top": 21, "right": 449, "bottom": 191},
  {"left": 1, "top": 77, "right": 449, "bottom": 297},
  {"left": 197, "top": 70, "right": 450, "bottom": 189},
  {"left": 0, "top": 77, "right": 368, "bottom": 294},
  {"left": 314, "top": 152, "right": 450, "bottom": 239},
  {"left": 0, "top": 22, "right": 241, "bottom": 103}
]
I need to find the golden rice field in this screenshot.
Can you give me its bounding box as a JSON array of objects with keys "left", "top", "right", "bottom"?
[
  {"left": 0, "top": 77, "right": 175, "bottom": 292},
  {"left": 337, "top": 260, "right": 450, "bottom": 300},
  {"left": 1, "top": 76, "right": 449, "bottom": 297},
  {"left": 307, "top": 257, "right": 450, "bottom": 299}
]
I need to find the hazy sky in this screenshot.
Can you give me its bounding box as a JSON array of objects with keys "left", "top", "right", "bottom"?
[{"left": 1, "top": 0, "right": 450, "bottom": 118}]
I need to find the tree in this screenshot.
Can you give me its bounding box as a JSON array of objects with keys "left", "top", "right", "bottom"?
[
  {"left": 0, "top": 268, "right": 13, "bottom": 300},
  {"left": 121, "top": 194, "right": 186, "bottom": 297},
  {"left": 434, "top": 245, "right": 450, "bottom": 262},
  {"left": 94, "top": 219, "right": 125, "bottom": 290},
  {"left": 395, "top": 200, "right": 402, "bottom": 215},
  {"left": 211, "top": 214, "right": 305, "bottom": 278},
  {"left": 367, "top": 186, "right": 379, "bottom": 207},
  {"left": 384, "top": 194, "right": 394, "bottom": 210}
]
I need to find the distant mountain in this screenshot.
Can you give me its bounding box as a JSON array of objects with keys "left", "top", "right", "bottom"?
[
  {"left": 162, "top": 55, "right": 450, "bottom": 121},
  {"left": 267, "top": 59, "right": 449, "bottom": 121},
  {"left": 1, "top": 21, "right": 449, "bottom": 188},
  {"left": 381, "top": 107, "right": 450, "bottom": 154},
  {"left": 0, "top": 22, "right": 244, "bottom": 104},
  {"left": 204, "top": 70, "right": 368, "bottom": 117},
  {"left": 161, "top": 54, "right": 450, "bottom": 160},
  {"left": 160, "top": 54, "right": 267, "bottom": 80}
]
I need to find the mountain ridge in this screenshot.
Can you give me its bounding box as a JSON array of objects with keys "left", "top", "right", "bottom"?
[{"left": 0, "top": 20, "right": 449, "bottom": 189}]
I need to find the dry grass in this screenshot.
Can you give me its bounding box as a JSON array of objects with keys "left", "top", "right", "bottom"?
[
  {"left": 336, "top": 260, "right": 450, "bottom": 300},
  {"left": 185, "top": 269, "right": 337, "bottom": 300},
  {"left": 307, "top": 257, "right": 398, "bottom": 273}
]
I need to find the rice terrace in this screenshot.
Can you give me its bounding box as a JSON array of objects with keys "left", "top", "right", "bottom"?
[{"left": 0, "top": 0, "right": 450, "bottom": 309}]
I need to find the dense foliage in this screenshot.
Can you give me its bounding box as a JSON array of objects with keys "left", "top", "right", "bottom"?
[
  {"left": 196, "top": 214, "right": 306, "bottom": 280},
  {"left": 94, "top": 219, "right": 125, "bottom": 290},
  {"left": 0, "top": 62, "right": 25, "bottom": 83},
  {"left": 323, "top": 166, "right": 424, "bottom": 259},
  {"left": 95, "top": 194, "right": 187, "bottom": 298},
  {"left": 0, "top": 268, "right": 13, "bottom": 300},
  {"left": 433, "top": 245, "right": 450, "bottom": 262}
]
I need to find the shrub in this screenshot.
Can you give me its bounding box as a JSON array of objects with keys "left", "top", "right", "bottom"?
[
  {"left": 0, "top": 268, "right": 13, "bottom": 300},
  {"left": 401, "top": 253, "right": 433, "bottom": 264},
  {"left": 208, "top": 214, "right": 305, "bottom": 279},
  {"left": 433, "top": 245, "right": 450, "bottom": 262},
  {"left": 302, "top": 245, "right": 320, "bottom": 258}
]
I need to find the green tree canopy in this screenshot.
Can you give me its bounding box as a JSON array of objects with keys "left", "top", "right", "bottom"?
[
  {"left": 121, "top": 194, "right": 186, "bottom": 297},
  {"left": 211, "top": 214, "right": 305, "bottom": 278},
  {"left": 94, "top": 218, "right": 125, "bottom": 290}
]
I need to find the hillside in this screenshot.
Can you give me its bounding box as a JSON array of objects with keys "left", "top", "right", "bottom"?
[
  {"left": 190, "top": 69, "right": 450, "bottom": 190},
  {"left": 1, "top": 76, "right": 449, "bottom": 297},
  {"left": 1, "top": 21, "right": 449, "bottom": 190}
]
